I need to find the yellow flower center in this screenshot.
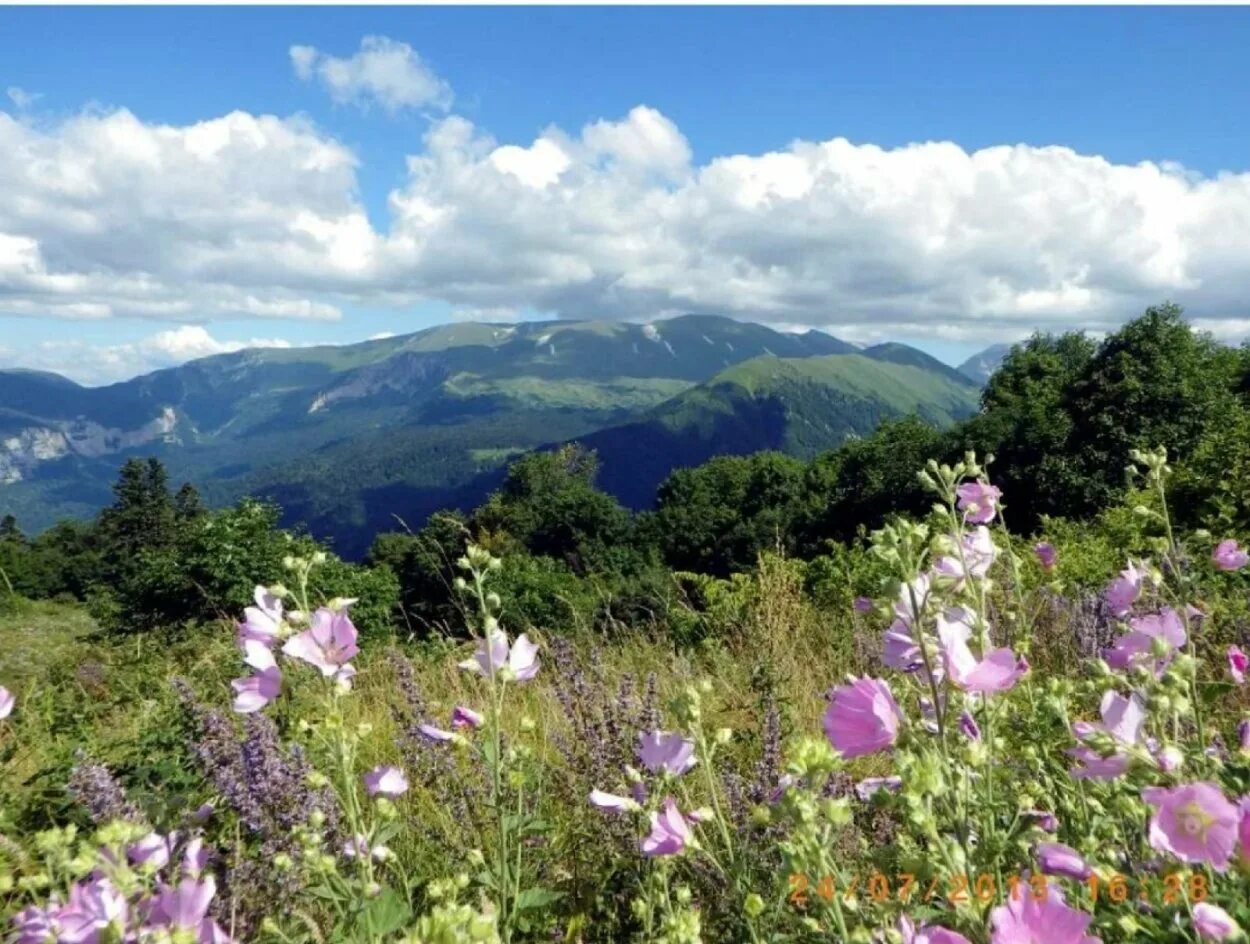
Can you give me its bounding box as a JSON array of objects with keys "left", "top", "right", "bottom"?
[{"left": 1177, "top": 801, "right": 1215, "bottom": 839}]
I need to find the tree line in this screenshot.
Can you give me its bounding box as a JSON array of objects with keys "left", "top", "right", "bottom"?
[{"left": 3, "top": 303, "right": 1248, "bottom": 636}]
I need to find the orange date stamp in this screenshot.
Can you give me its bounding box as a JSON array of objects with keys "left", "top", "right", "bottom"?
[{"left": 787, "top": 871, "right": 1209, "bottom": 908}]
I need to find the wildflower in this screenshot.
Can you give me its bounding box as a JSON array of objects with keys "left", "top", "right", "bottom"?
[
  {"left": 853, "top": 596, "right": 874, "bottom": 613},
  {"left": 641, "top": 797, "right": 693, "bottom": 857},
  {"left": 956, "top": 481, "right": 1002, "bottom": 524},
  {"left": 459, "top": 629, "right": 539, "bottom": 682},
  {"left": 57, "top": 878, "right": 129, "bottom": 943},
  {"left": 451, "top": 705, "right": 484, "bottom": 729},
  {"left": 282, "top": 607, "right": 359, "bottom": 678},
  {"left": 127, "top": 832, "right": 172, "bottom": 870},
  {"left": 882, "top": 618, "right": 934, "bottom": 677},
  {"left": 1034, "top": 542, "right": 1057, "bottom": 571},
  {"left": 1103, "top": 607, "right": 1186, "bottom": 675},
  {"left": 989, "top": 882, "right": 1099, "bottom": 943},
  {"left": 11, "top": 905, "right": 57, "bottom": 944},
  {"left": 959, "top": 711, "right": 982, "bottom": 741},
  {"left": 823, "top": 677, "right": 903, "bottom": 759},
  {"left": 1238, "top": 797, "right": 1250, "bottom": 866},
  {"left": 1229, "top": 646, "right": 1248, "bottom": 685},
  {"left": 937, "top": 608, "right": 1026, "bottom": 694},
  {"left": 854, "top": 776, "right": 903, "bottom": 801},
  {"left": 0, "top": 685, "right": 12, "bottom": 720},
  {"left": 1025, "top": 809, "right": 1059, "bottom": 832},
  {"left": 418, "top": 723, "right": 457, "bottom": 743},
  {"left": 1239, "top": 721, "right": 1250, "bottom": 754},
  {"left": 893, "top": 573, "right": 931, "bottom": 626},
  {"left": 344, "top": 835, "right": 392, "bottom": 862},
  {"left": 151, "top": 877, "right": 230, "bottom": 941},
  {"left": 899, "top": 917, "right": 974, "bottom": 944},
  {"left": 238, "top": 586, "right": 284, "bottom": 646},
  {"left": 1035, "top": 842, "right": 1092, "bottom": 880},
  {"left": 231, "top": 640, "right": 282, "bottom": 714},
  {"left": 934, "top": 527, "right": 998, "bottom": 585},
  {"left": 1193, "top": 903, "right": 1240, "bottom": 941},
  {"left": 1143, "top": 782, "right": 1240, "bottom": 872},
  {"left": 588, "top": 789, "right": 641, "bottom": 813},
  {"left": 1104, "top": 562, "right": 1147, "bottom": 618},
  {"left": 638, "top": 731, "right": 696, "bottom": 776},
  {"left": 1213, "top": 539, "right": 1250, "bottom": 572},
  {"left": 183, "top": 837, "right": 210, "bottom": 878},
  {"left": 363, "top": 765, "right": 409, "bottom": 798},
  {"left": 1068, "top": 690, "right": 1145, "bottom": 780}
]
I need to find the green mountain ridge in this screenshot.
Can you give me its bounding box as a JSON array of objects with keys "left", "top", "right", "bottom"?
[
  {"left": 0, "top": 314, "right": 974, "bottom": 556},
  {"left": 573, "top": 352, "right": 981, "bottom": 508}
]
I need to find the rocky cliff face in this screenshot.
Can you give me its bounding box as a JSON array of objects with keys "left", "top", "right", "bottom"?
[{"left": 0, "top": 407, "right": 178, "bottom": 483}]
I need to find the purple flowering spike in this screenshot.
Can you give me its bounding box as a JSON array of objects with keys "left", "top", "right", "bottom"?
[{"left": 638, "top": 731, "right": 696, "bottom": 776}]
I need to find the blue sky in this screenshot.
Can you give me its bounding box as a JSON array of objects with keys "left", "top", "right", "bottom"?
[{"left": 3, "top": 6, "right": 1250, "bottom": 383}]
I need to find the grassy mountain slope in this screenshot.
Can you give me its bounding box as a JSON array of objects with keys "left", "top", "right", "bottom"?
[
  {"left": 1, "top": 315, "right": 861, "bottom": 555},
  {"left": 578, "top": 353, "right": 981, "bottom": 508}
]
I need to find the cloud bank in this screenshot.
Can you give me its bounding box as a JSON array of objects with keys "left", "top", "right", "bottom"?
[
  {"left": 3, "top": 83, "right": 1250, "bottom": 348},
  {"left": 0, "top": 326, "right": 293, "bottom": 386}
]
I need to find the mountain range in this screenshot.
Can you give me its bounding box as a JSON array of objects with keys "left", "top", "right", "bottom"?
[{"left": 0, "top": 315, "right": 987, "bottom": 557}]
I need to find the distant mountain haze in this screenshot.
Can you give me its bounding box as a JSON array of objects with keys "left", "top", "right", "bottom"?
[{"left": 0, "top": 314, "right": 979, "bottom": 557}]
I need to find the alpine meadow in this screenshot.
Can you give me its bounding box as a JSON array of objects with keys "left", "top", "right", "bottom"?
[{"left": 6, "top": 7, "right": 1250, "bottom": 944}]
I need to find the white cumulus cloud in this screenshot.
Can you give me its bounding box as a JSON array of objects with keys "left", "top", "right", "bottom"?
[
  {"left": 0, "top": 326, "right": 293, "bottom": 386},
  {"left": 4, "top": 94, "right": 1250, "bottom": 352},
  {"left": 290, "top": 36, "right": 452, "bottom": 114},
  {"left": 5, "top": 87, "right": 40, "bottom": 110}
]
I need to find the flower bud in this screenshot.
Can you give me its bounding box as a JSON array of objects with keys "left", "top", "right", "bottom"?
[
  {"left": 467, "top": 848, "right": 486, "bottom": 867},
  {"left": 743, "top": 893, "right": 765, "bottom": 918},
  {"left": 715, "top": 727, "right": 733, "bottom": 745}
]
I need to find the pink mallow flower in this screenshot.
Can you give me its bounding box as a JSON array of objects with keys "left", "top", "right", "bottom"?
[
  {"left": 1068, "top": 690, "right": 1145, "bottom": 781},
  {"left": 281, "top": 607, "right": 358, "bottom": 678},
  {"left": 57, "top": 877, "right": 129, "bottom": 943},
  {"left": 1035, "top": 842, "right": 1092, "bottom": 880},
  {"left": 956, "top": 481, "right": 1002, "bottom": 524},
  {"left": 588, "top": 789, "right": 641, "bottom": 813},
  {"left": 231, "top": 640, "right": 283, "bottom": 714},
  {"left": 1240, "top": 798, "right": 1250, "bottom": 867},
  {"left": 1193, "top": 903, "right": 1240, "bottom": 941},
  {"left": 363, "top": 765, "right": 409, "bottom": 798},
  {"left": 451, "top": 705, "right": 484, "bottom": 729},
  {"left": 459, "top": 629, "right": 539, "bottom": 681},
  {"left": 127, "top": 832, "right": 172, "bottom": 870},
  {"left": 1213, "top": 539, "right": 1250, "bottom": 572},
  {"left": 1143, "top": 782, "right": 1240, "bottom": 872},
  {"left": 151, "top": 876, "right": 231, "bottom": 943},
  {"left": 1102, "top": 607, "right": 1186, "bottom": 676},
  {"left": 1228, "top": 645, "right": 1248, "bottom": 685},
  {"left": 937, "top": 608, "right": 1026, "bottom": 694},
  {"left": 638, "top": 731, "right": 696, "bottom": 776},
  {"left": 237, "top": 586, "right": 284, "bottom": 647},
  {"left": 640, "top": 797, "right": 693, "bottom": 857},
  {"left": 934, "top": 527, "right": 998, "bottom": 585},
  {"left": 0, "top": 685, "right": 13, "bottom": 720},
  {"left": 1034, "top": 542, "right": 1057, "bottom": 571},
  {"left": 1104, "top": 562, "right": 1147, "bottom": 618},
  {"left": 990, "top": 883, "right": 1099, "bottom": 944},
  {"left": 823, "top": 677, "right": 903, "bottom": 759},
  {"left": 899, "top": 917, "right": 973, "bottom": 944}
]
